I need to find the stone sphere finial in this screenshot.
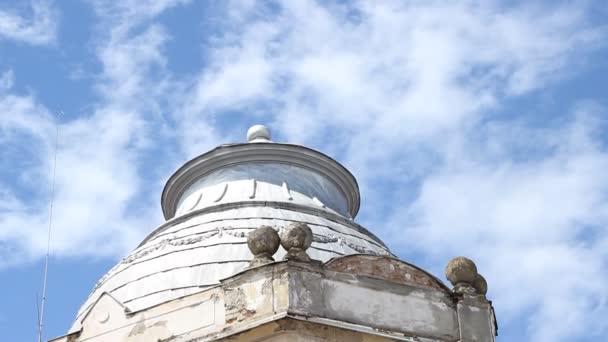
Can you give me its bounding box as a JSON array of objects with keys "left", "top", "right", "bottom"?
[
  {"left": 445, "top": 256, "right": 478, "bottom": 295},
  {"left": 247, "top": 124, "right": 271, "bottom": 143},
  {"left": 247, "top": 226, "right": 280, "bottom": 267},
  {"left": 445, "top": 256, "right": 478, "bottom": 284},
  {"left": 280, "top": 222, "right": 313, "bottom": 262},
  {"left": 473, "top": 273, "right": 488, "bottom": 296}
]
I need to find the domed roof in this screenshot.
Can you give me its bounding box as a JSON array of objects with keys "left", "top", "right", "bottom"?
[
  {"left": 161, "top": 127, "right": 361, "bottom": 220},
  {"left": 68, "top": 125, "right": 392, "bottom": 333}
]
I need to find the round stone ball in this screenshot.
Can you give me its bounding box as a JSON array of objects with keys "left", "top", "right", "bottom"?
[
  {"left": 473, "top": 273, "right": 488, "bottom": 295},
  {"left": 445, "top": 256, "right": 478, "bottom": 285},
  {"left": 247, "top": 226, "right": 280, "bottom": 256},
  {"left": 280, "top": 222, "right": 313, "bottom": 251}
]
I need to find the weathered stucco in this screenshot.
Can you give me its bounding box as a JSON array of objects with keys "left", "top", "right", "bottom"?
[
  {"left": 325, "top": 254, "right": 449, "bottom": 291},
  {"left": 51, "top": 255, "right": 497, "bottom": 342}
]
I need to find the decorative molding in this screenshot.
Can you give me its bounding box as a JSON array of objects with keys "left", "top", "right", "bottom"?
[
  {"left": 214, "top": 183, "right": 228, "bottom": 202},
  {"left": 188, "top": 193, "right": 202, "bottom": 211},
  {"left": 312, "top": 234, "right": 338, "bottom": 244},
  {"left": 91, "top": 227, "right": 246, "bottom": 292},
  {"left": 249, "top": 179, "right": 257, "bottom": 199},
  {"left": 161, "top": 143, "right": 361, "bottom": 220},
  {"left": 121, "top": 228, "right": 248, "bottom": 265},
  {"left": 93, "top": 226, "right": 391, "bottom": 294},
  {"left": 141, "top": 201, "right": 388, "bottom": 249},
  {"left": 311, "top": 232, "right": 390, "bottom": 256},
  {"left": 282, "top": 181, "right": 292, "bottom": 200}
]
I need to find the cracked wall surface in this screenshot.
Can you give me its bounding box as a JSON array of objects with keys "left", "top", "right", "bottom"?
[{"left": 51, "top": 256, "right": 496, "bottom": 342}]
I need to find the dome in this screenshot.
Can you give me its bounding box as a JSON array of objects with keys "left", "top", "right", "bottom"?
[{"left": 68, "top": 125, "right": 392, "bottom": 333}]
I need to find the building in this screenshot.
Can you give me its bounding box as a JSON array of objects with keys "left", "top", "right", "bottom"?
[{"left": 50, "top": 125, "right": 497, "bottom": 342}]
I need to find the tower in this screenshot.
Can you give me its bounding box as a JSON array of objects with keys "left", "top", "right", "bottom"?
[{"left": 51, "top": 125, "right": 497, "bottom": 342}]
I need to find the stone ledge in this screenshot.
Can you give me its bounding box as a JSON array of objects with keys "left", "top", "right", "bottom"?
[{"left": 50, "top": 257, "right": 496, "bottom": 342}]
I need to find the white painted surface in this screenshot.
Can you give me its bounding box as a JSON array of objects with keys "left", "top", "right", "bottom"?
[
  {"left": 69, "top": 204, "right": 392, "bottom": 333},
  {"left": 175, "top": 163, "right": 351, "bottom": 217}
]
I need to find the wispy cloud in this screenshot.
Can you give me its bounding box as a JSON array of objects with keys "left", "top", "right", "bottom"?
[
  {"left": 0, "top": 0, "right": 58, "bottom": 45},
  {"left": 0, "top": 1, "right": 606, "bottom": 341},
  {"left": 176, "top": 2, "right": 607, "bottom": 341},
  {"left": 0, "top": 0, "right": 188, "bottom": 265},
  {"left": 394, "top": 105, "right": 608, "bottom": 340}
]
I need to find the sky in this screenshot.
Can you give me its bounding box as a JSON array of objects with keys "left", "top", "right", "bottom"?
[{"left": 0, "top": 0, "right": 607, "bottom": 341}]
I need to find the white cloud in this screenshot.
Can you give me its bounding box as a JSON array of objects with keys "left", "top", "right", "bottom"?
[
  {"left": 0, "top": 91, "right": 151, "bottom": 263},
  {"left": 388, "top": 106, "right": 608, "bottom": 341},
  {"left": 91, "top": 0, "right": 190, "bottom": 29},
  {"left": 0, "top": 0, "right": 58, "bottom": 45},
  {"left": 0, "top": 0, "right": 606, "bottom": 341},
  {"left": 0, "top": 0, "right": 189, "bottom": 265},
  {"left": 0, "top": 70, "right": 14, "bottom": 91},
  {"left": 176, "top": 1, "right": 607, "bottom": 341},
  {"left": 182, "top": 1, "right": 603, "bottom": 158}
]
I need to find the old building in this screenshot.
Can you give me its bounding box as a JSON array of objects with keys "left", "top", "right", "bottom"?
[{"left": 51, "top": 125, "right": 497, "bottom": 342}]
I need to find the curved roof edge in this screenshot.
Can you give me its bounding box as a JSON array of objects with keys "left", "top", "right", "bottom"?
[
  {"left": 161, "top": 143, "right": 361, "bottom": 220},
  {"left": 141, "top": 200, "right": 387, "bottom": 249}
]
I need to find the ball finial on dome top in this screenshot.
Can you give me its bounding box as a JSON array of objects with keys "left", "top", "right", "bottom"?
[{"left": 247, "top": 124, "right": 272, "bottom": 143}]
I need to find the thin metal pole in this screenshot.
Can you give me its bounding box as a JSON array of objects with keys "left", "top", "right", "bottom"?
[{"left": 38, "top": 114, "right": 60, "bottom": 342}]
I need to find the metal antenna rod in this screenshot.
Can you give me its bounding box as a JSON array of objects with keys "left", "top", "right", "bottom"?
[{"left": 38, "top": 112, "right": 61, "bottom": 342}]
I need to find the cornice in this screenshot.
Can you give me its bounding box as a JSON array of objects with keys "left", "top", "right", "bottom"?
[
  {"left": 143, "top": 200, "right": 386, "bottom": 249},
  {"left": 161, "top": 143, "right": 361, "bottom": 220}
]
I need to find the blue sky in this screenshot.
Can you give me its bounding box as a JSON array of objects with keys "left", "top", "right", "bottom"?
[{"left": 0, "top": 1, "right": 607, "bottom": 341}]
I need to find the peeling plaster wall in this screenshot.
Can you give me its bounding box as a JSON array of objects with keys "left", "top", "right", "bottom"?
[
  {"left": 283, "top": 265, "right": 459, "bottom": 341},
  {"left": 52, "top": 260, "right": 495, "bottom": 342},
  {"left": 51, "top": 289, "right": 224, "bottom": 342}
]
